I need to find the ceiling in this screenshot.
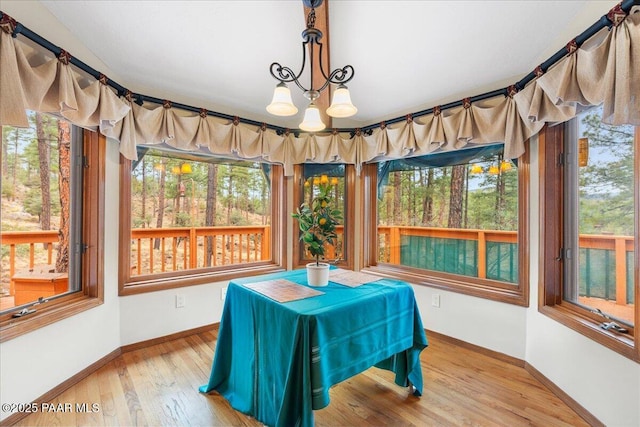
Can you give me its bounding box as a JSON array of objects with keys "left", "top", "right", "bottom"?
[{"left": 29, "top": 0, "right": 620, "bottom": 130}]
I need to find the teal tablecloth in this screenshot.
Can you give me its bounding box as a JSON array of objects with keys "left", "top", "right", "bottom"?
[{"left": 199, "top": 269, "right": 428, "bottom": 427}]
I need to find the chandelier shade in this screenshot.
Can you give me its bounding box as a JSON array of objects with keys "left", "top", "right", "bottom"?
[
  {"left": 266, "top": 82, "right": 298, "bottom": 116},
  {"left": 267, "top": 0, "right": 356, "bottom": 131},
  {"left": 326, "top": 84, "right": 357, "bottom": 118},
  {"left": 299, "top": 103, "right": 326, "bottom": 132}
]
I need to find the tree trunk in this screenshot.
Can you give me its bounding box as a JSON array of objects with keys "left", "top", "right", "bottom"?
[
  {"left": 448, "top": 165, "right": 465, "bottom": 228},
  {"left": 11, "top": 129, "right": 19, "bottom": 201},
  {"left": 437, "top": 169, "right": 448, "bottom": 227},
  {"left": 392, "top": 171, "right": 402, "bottom": 224},
  {"left": 35, "top": 113, "right": 51, "bottom": 234},
  {"left": 153, "top": 158, "right": 166, "bottom": 250},
  {"left": 227, "top": 168, "right": 233, "bottom": 225},
  {"left": 205, "top": 164, "right": 217, "bottom": 266},
  {"left": 174, "top": 173, "right": 181, "bottom": 225},
  {"left": 2, "top": 130, "right": 9, "bottom": 181},
  {"left": 261, "top": 178, "right": 267, "bottom": 226},
  {"left": 55, "top": 121, "right": 71, "bottom": 273},
  {"left": 421, "top": 168, "right": 434, "bottom": 225},
  {"left": 141, "top": 157, "right": 146, "bottom": 227},
  {"left": 495, "top": 166, "right": 506, "bottom": 229},
  {"left": 463, "top": 166, "right": 470, "bottom": 228},
  {"left": 182, "top": 178, "right": 189, "bottom": 214}
]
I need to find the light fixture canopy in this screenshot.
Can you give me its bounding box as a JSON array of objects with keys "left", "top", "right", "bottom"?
[{"left": 267, "top": 0, "right": 357, "bottom": 130}]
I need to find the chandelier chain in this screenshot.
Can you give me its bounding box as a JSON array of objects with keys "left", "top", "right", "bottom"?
[{"left": 307, "top": 7, "right": 316, "bottom": 29}]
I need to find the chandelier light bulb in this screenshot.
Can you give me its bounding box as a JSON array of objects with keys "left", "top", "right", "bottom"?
[
  {"left": 326, "top": 84, "right": 357, "bottom": 118},
  {"left": 299, "top": 103, "right": 326, "bottom": 132},
  {"left": 266, "top": 83, "right": 298, "bottom": 116}
]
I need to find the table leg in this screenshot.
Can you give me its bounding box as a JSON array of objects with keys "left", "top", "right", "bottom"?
[{"left": 408, "top": 381, "right": 418, "bottom": 396}]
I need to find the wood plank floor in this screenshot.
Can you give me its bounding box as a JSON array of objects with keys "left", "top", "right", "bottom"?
[{"left": 12, "top": 328, "right": 589, "bottom": 427}]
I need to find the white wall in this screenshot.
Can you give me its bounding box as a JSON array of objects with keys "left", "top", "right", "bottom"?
[
  {"left": 0, "top": 2, "right": 638, "bottom": 426},
  {"left": 0, "top": 3, "right": 124, "bottom": 422},
  {"left": 524, "top": 137, "right": 640, "bottom": 427},
  {"left": 414, "top": 285, "right": 527, "bottom": 359},
  {"left": 119, "top": 281, "right": 226, "bottom": 346},
  {"left": 0, "top": 131, "right": 122, "bottom": 423}
]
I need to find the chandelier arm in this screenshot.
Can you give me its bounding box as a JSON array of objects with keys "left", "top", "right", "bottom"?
[
  {"left": 297, "top": 38, "right": 311, "bottom": 91},
  {"left": 314, "top": 38, "right": 355, "bottom": 85},
  {"left": 316, "top": 66, "right": 355, "bottom": 93},
  {"left": 315, "top": 39, "right": 331, "bottom": 82},
  {"left": 269, "top": 63, "right": 309, "bottom": 93}
]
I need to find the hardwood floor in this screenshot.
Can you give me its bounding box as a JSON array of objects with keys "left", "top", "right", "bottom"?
[{"left": 12, "top": 328, "right": 590, "bottom": 427}]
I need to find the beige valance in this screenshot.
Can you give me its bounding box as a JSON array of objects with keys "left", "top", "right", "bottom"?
[
  {"left": 0, "top": 29, "right": 130, "bottom": 143},
  {"left": 515, "top": 10, "right": 640, "bottom": 132},
  {"left": 1, "top": 8, "right": 638, "bottom": 176}
]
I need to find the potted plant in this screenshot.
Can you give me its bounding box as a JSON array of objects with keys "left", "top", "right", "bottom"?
[{"left": 292, "top": 174, "right": 342, "bottom": 286}]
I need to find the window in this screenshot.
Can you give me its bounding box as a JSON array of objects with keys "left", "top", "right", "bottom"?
[
  {"left": 1, "top": 113, "right": 104, "bottom": 342},
  {"left": 362, "top": 145, "right": 529, "bottom": 305},
  {"left": 292, "top": 164, "right": 355, "bottom": 270},
  {"left": 540, "top": 108, "right": 638, "bottom": 361},
  {"left": 119, "top": 148, "right": 286, "bottom": 294}
]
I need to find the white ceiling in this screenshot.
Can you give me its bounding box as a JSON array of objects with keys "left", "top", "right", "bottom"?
[{"left": 33, "top": 0, "right": 619, "bottom": 130}]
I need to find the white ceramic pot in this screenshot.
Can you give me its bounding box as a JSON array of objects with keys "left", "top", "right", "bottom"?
[{"left": 306, "top": 262, "right": 330, "bottom": 287}]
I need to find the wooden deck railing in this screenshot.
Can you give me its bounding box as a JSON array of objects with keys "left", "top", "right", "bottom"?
[
  {"left": 1, "top": 227, "right": 634, "bottom": 305},
  {"left": 377, "top": 226, "right": 634, "bottom": 303},
  {"left": 130, "top": 225, "right": 271, "bottom": 275},
  {"left": 577, "top": 233, "right": 635, "bottom": 306}
]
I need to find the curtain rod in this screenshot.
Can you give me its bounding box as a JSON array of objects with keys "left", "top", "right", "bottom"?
[{"left": 1, "top": 0, "right": 637, "bottom": 136}]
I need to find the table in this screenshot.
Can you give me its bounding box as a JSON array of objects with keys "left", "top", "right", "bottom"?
[{"left": 199, "top": 269, "right": 428, "bottom": 427}]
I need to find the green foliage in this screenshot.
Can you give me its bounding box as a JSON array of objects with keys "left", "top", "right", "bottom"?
[
  {"left": 378, "top": 157, "right": 518, "bottom": 231},
  {"left": 23, "top": 188, "right": 42, "bottom": 217},
  {"left": 578, "top": 109, "right": 634, "bottom": 235},
  {"left": 174, "top": 212, "right": 192, "bottom": 227},
  {"left": 292, "top": 175, "right": 343, "bottom": 265},
  {"left": 1, "top": 181, "right": 14, "bottom": 199},
  {"left": 21, "top": 187, "right": 61, "bottom": 219},
  {"left": 230, "top": 212, "right": 248, "bottom": 225},
  {"left": 132, "top": 216, "right": 153, "bottom": 228}
]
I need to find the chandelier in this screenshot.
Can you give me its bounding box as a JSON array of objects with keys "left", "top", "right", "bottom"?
[{"left": 266, "top": 0, "right": 357, "bottom": 132}]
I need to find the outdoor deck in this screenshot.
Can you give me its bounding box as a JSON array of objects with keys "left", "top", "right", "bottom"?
[{"left": 1, "top": 227, "right": 634, "bottom": 322}]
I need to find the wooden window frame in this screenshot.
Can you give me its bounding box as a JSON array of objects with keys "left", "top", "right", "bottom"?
[
  {"left": 0, "top": 130, "right": 105, "bottom": 343},
  {"left": 292, "top": 164, "right": 356, "bottom": 270},
  {"left": 118, "top": 158, "right": 287, "bottom": 295},
  {"left": 539, "top": 124, "right": 639, "bottom": 362},
  {"left": 360, "top": 148, "right": 530, "bottom": 306}
]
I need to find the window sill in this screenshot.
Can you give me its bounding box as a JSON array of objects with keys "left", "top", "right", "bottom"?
[
  {"left": 363, "top": 264, "right": 529, "bottom": 306},
  {"left": 539, "top": 304, "right": 638, "bottom": 362},
  {"left": 0, "top": 294, "right": 103, "bottom": 343},
  {"left": 120, "top": 263, "right": 286, "bottom": 296}
]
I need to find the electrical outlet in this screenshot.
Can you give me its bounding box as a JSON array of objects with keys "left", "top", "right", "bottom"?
[
  {"left": 432, "top": 294, "right": 441, "bottom": 308},
  {"left": 176, "top": 294, "right": 186, "bottom": 308},
  {"left": 220, "top": 287, "right": 227, "bottom": 301}
]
